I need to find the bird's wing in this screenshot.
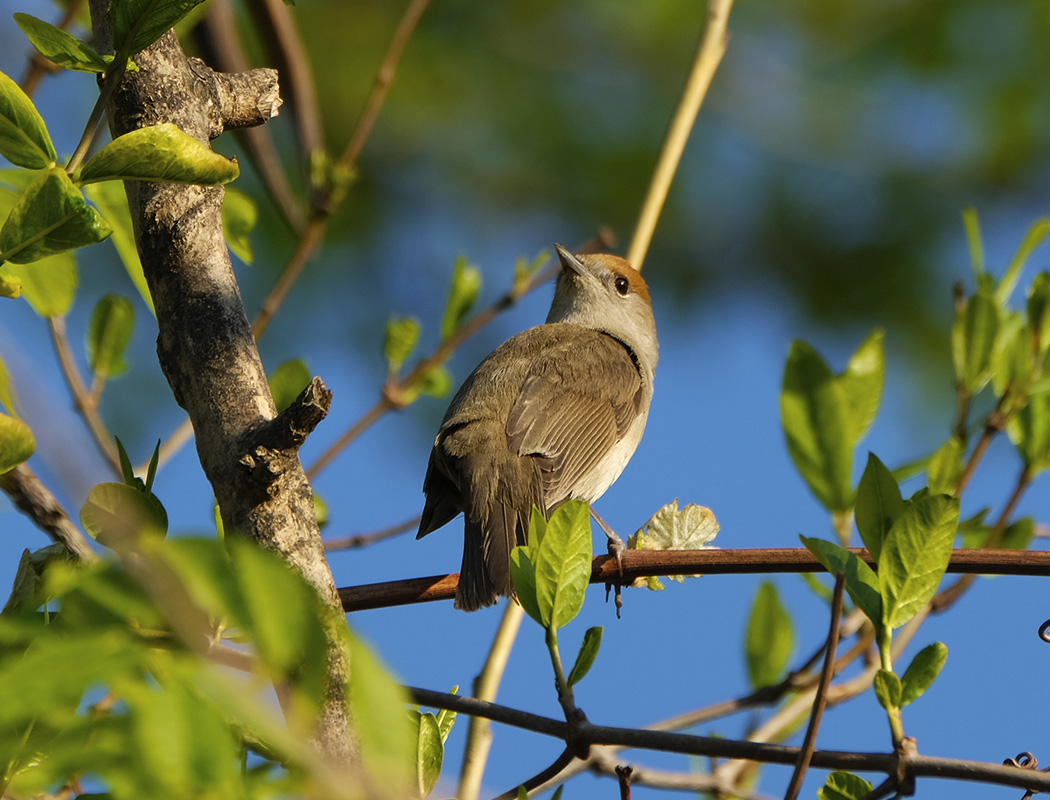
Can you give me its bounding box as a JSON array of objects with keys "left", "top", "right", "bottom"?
[{"left": 505, "top": 329, "right": 643, "bottom": 503}]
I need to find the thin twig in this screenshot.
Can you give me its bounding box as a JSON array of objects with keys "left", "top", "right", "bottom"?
[
  {"left": 625, "top": 0, "right": 735, "bottom": 271},
  {"left": 0, "top": 464, "right": 96, "bottom": 561},
  {"left": 784, "top": 573, "right": 845, "bottom": 800},
  {"left": 48, "top": 316, "right": 121, "bottom": 474},
  {"left": 324, "top": 515, "right": 419, "bottom": 551},
  {"left": 18, "top": 0, "right": 87, "bottom": 98},
  {"left": 458, "top": 603, "right": 524, "bottom": 800}
]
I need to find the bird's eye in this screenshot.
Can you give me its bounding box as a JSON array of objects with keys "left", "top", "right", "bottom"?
[{"left": 614, "top": 276, "right": 630, "bottom": 295}]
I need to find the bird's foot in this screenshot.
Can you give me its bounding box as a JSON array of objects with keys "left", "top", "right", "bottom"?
[{"left": 591, "top": 507, "right": 625, "bottom": 619}]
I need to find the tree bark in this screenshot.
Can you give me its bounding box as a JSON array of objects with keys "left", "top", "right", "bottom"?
[{"left": 87, "top": 1, "right": 355, "bottom": 764}]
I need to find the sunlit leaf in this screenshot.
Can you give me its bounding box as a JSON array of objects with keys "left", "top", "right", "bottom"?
[
  {"left": 567, "top": 626, "right": 602, "bottom": 686},
  {"left": 87, "top": 294, "right": 135, "bottom": 380},
  {"left": 14, "top": 14, "right": 109, "bottom": 73},
  {"left": 82, "top": 181, "right": 152, "bottom": 314},
  {"left": 854, "top": 453, "right": 903, "bottom": 561},
  {"left": 268, "top": 359, "right": 310, "bottom": 413},
  {"left": 0, "top": 412, "right": 35, "bottom": 473},
  {"left": 441, "top": 255, "right": 480, "bottom": 342},
  {"left": 111, "top": 0, "right": 209, "bottom": 56},
  {"left": 221, "top": 186, "right": 256, "bottom": 264},
  {"left": 900, "top": 642, "right": 947, "bottom": 706},
  {"left": 77, "top": 124, "right": 239, "bottom": 186},
  {"left": 0, "top": 70, "right": 56, "bottom": 169},
  {"left": 745, "top": 581, "right": 794, "bottom": 690}
]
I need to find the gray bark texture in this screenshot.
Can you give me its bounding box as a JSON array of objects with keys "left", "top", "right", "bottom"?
[{"left": 87, "top": 1, "right": 356, "bottom": 765}]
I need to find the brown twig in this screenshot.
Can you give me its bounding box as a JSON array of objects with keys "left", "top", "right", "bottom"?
[
  {"left": 323, "top": 515, "right": 419, "bottom": 551},
  {"left": 0, "top": 464, "right": 96, "bottom": 561},
  {"left": 784, "top": 573, "right": 845, "bottom": 800},
  {"left": 625, "top": 0, "right": 735, "bottom": 271},
  {"left": 47, "top": 316, "right": 121, "bottom": 475}
]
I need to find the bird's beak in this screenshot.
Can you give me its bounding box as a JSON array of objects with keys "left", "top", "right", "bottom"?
[{"left": 554, "top": 243, "right": 587, "bottom": 278}]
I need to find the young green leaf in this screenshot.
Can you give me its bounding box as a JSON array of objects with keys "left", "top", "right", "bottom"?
[
  {"left": 745, "top": 581, "right": 794, "bottom": 690},
  {"left": 0, "top": 352, "right": 18, "bottom": 415},
  {"left": 82, "top": 181, "right": 153, "bottom": 314},
  {"left": 781, "top": 341, "right": 853, "bottom": 512},
  {"left": 0, "top": 268, "right": 20, "bottom": 298},
  {"left": 0, "top": 168, "right": 111, "bottom": 263},
  {"left": 818, "top": 770, "right": 874, "bottom": 800},
  {"left": 77, "top": 123, "right": 239, "bottom": 186},
  {"left": 418, "top": 364, "right": 452, "bottom": 399},
  {"left": 879, "top": 493, "right": 959, "bottom": 629},
  {"left": 800, "top": 536, "right": 883, "bottom": 631},
  {"left": 1, "top": 251, "right": 77, "bottom": 316},
  {"left": 531, "top": 500, "right": 592, "bottom": 629},
  {"left": 900, "top": 642, "right": 947, "bottom": 706},
  {"left": 0, "top": 70, "right": 56, "bottom": 169},
  {"left": 114, "top": 435, "right": 139, "bottom": 487},
  {"left": 840, "top": 329, "right": 885, "bottom": 444},
  {"left": 0, "top": 412, "right": 35, "bottom": 473},
  {"left": 926, "top": 437, "right": 964, "bottom": 495},
  {"left": 268, "top": 359, "right": 310, "bottom": 413},
  {"left": 952, "top": 291, "right": 999, "bottom": 393},
  {"left": 145, "top": 439, "right": 160, "bottom": 494},
  {"left": 80, "top": 481, "right": 168, "bottom": 550},
  {"left": 111, "top": 0, "right": 209, "bottom": 56},
  {"left": 996, "top": 217, "right": 1050, "bottom": 306},
  {"left": 441, "top": 255, "right": 481, "bottom": 342},
  {"left": 413, "top": 711, "right": 443, "bottom": 799},
  {"left": 854, "top": 453, "right": 903, "bottom": 561},
  {"left": 1007, "top": 392, "right": 1050, "bottom": 473},
  {"left": 384, "top": 316, "right": 420, "bottom": 373},
  {"left": 1028, "top": 271, "right": 1050, "bottom": 357},
  {"left": 221, "top": 186, "right": 256, "bottom": 264},
  {"left": 13, "top": 14, "right": 109, "bottom": 73},
  {"left": 435, "top": 687, "right": 458, "bottom": 743},
  {"left": 962, "top": 207, "right": 985, "bottom": 278},
  {"left": 873, "top": 669, "right": 902, "bottom": 710},
  {"left": 567, "top": 626, "right": 603, "bottom": 686},
  {"left": 509, "top": 545, "right": 542, "bottom": 625},
  {"left": 87, "top": 294, "right": 135, "bottom": 381},
  {"left": 627, "top": 500, "right": 718, "bottom": 585}
]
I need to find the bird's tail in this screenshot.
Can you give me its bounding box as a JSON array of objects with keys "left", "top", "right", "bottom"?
[{"left": 455, "top": 503, "right": 531, "bottom": 612}]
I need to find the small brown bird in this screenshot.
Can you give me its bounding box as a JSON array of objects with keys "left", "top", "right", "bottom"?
[{"left": 417, "top": 244, "right": 659, "bottom": 611}]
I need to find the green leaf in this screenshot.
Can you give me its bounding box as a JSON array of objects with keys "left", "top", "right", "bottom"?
[
  {"left": 800, "top": 572, "right": 835, "bottom": 605},
  {"left": 952, "top": 291, "right": 999, "bottom": 393},
  {"left": 1, "top": 168, "right": 110, "bottom": 263},
  {"left": 1029, "top": 271, "right": 1050, "bottom": 357},
  {"left": 80, "top": 482, "right": 168, "bottom": 550},
  {"left": 926, "top": 437, "right": 964, "bottom": 495},
  {"left": 627, "top": 500, "right": 718, "bottom": 585},
  {"left": 145, "top": 439, "right": 160, "bottom": 493},
  {"left": 840, "top": 329, "right": 885, "bottom": 443},
  {"left": 745, "top": 581, "right": 794, "bottom": 689},
  {"left": 384, "top": 316, "right": 420, "bottom": 373},
  {"left": 531, "top": 500, "right": 592, "bottom": 629},
  {"left": 435, "top": 686, "right": 457, "bottom": 743},
  {"left": 1, "top": 251, "right": 77, "bottom": 316},
  {"left": 2, "top": 543, "right": 71, "bottom": 614},
  {"left": 418, "top": 364, "right": 452, "bottom": 398},
  {"left": 513, "top": 249, "right": 549, "bottom": 291},
  {"left": 414, "top": 711, "right": 442, "bottom": 798},
  {"left": 0, "top": 267, "right": 20, "bottom": 297},
  {"left": 801, "top": 536, "right": 883, "bottom": 631},
  {"left": 111, "top": 0, "right": 209, "bottom": 56},
  {"left": 879, "top": 493, "right": 959, "bottom": 630},
  {"left": 114, "top": 436, "right": 139, "bottom": 487},
  {"left": 268, "top": 359, "right": 310, "bottom": 413},
  {"left": 509, "top": 544, "right": 541, "bottom": 625},
  {"left": 441, "top": 255, "right": 481, "bottom": 342},
  {"left": 221, "top": 186, "right": 256, "bottom": 264},
  {"left": 854, "top": 453, "right": 903, "bottom": 561},
  {"left": 344, "top": 629, "right": 413, "bottom": 794},
  {"left": 1008, "top": 392, "right": 1050, "bottom": 473},
  {"left": 781, "top": 341, "right": 853, "bottom": 512},
  {"left": 873, "top": 669, "right": 902, "bottom": 710},
  {"left": 818, "top": 770, "right": 874, "bottom": 800},
  {"left": 567, "top": 626, "right": 603, "bottom": 686},
  {"left": 962, "top": 207, "right": 984, "bottom": 278},
  {"left": 900, "top": 642, "right": 947, "bottom": 706},
  {"left": 996, "top": 217, "right": 1050, "bottom": 306},
  {"left": 82, "top": 181, "right": 153, "bottom": 314},
  {"left": 0, "top": 70, "right": 56, "bottom": 169},
  {"left": 0, "top": 412, "right": 35, "bottom": 473},
  {"left": 87, "top": 294, "right": 134, "bottom": 380},
  {"left": 0, "top": 351, "right": 18, "bottom": 415},
  {"left": 13, "top": 14, "right": 109, "bottom": 73},
  {"left": 77, "top": 123, "right": 239, "bottom": 186}
]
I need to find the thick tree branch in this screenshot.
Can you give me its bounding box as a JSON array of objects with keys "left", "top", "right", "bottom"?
[{"left": 86, "top": 4, "right": 351, "bottom": 763}]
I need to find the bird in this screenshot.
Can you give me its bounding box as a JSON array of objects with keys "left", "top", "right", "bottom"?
[{"left": 417, "top": 243, "right": 659, "bottom": 611}]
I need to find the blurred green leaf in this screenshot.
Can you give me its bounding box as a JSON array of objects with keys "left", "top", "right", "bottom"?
[
  {"left": 0, "top": 70, "right": 56, "bottom": 169},
  {"left": 962, "top": 207, "right": 984, "bottom": 279},
  {"left": 82, "top": 181, "right": 153, "bottom": 314},
  {"left": 111, "top": 0, "right": 209, "bottom": 55},
  {"left": 14, "top": 14, "right": 109, "bottom": 73},
  {"left": 268, "top": 359, "right": 310, "bottom": 413},
  {"left": 441, "top": 255, "right": 481, "bottom": 342},
  {"left": 77, "top": 124, "right": 239, "bottom": 186},
  {"left": 952, "top": 291, "right": 999, "bottom": 393},
  {"left": 221, "top": 186, "right": 256, "bottom": 264},
  {"left": 418, "top": 364, "right": 452, "bottom": 398},
  {"left": 1029, "top": 272, "right": 1050, "bottom": 357},
  {"left": 1007, "top": 392, "right": 1050, "bottom": 473},
  {"left": 2, "top": 251, "right": 76, "bottom": 316},
  {"left": 900, "top": 642, "right": 947, "bottom": 706},
  {"left": 1, "top": 168, "right": 110, "bottom": 263},
  {"left": 80, "top": 481, "right": 168, "bottom": 550},
  {"left": 567, "top": 626, "right": 603, "bottom": 686},
  {"left": 926, "top": 437, "right": 964, "bottom": 495},
  {"left": 781, "top": 341, "right": 853, "bottom": 512},
  {"left": 0, "top": 412, "right": 35, "bottom": 473},
  {"left": 746, "top": 581, "right": 794, "bottom": 690},
  {"left": 818, "top": 771, "right": 874, "bottom": 800},
  {"left": 87, "top": 294, "right": 135, "bottom": 381},
  {"left": 2, "top": 543, "right": 71, "bottom": 614},
  {"left": 0, "top": 267, "right": 20, "bottom": 298},
  {"left": 996, "top": 217, "right": 1050, "bottom": 306},
  {"left": 879, "top": 493, "right": 959, "bottom": 629},
  {"left": 873, "top": 669, "right": 902, "bottom": 710},
  {"left": 384, "top": 316, "right": 420, "bottom": 373},
  {"left": 840, "top": 329, "right": 885, "bottom": 443},
  {"left": 0, "top": 352, "right": 18, "bottom": 415},
  {"left": 854, "top": 453, "right": 903, "bottom": 561}
]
